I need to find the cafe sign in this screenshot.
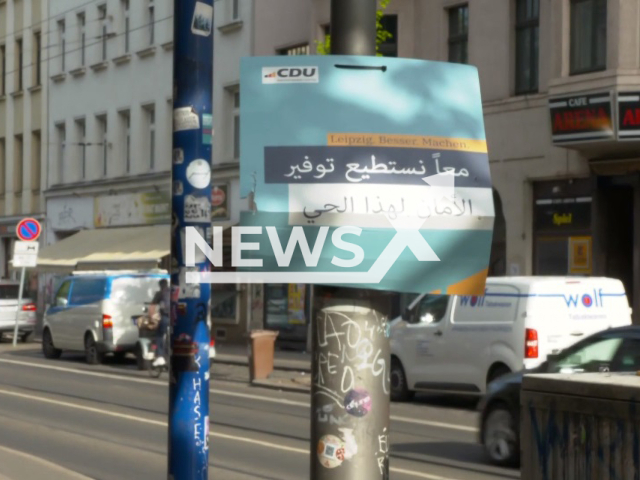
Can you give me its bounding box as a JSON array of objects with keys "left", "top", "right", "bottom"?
[
  {"left": 549, "top": 92, "right": 614, "bottom": 144},
  {"left": 617, "top": 92, "right": 640, "bottom": 140}
]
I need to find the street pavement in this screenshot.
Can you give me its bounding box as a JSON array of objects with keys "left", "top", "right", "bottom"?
[{"left": 0, "top": 341, "right": 519, "bottom": 480}]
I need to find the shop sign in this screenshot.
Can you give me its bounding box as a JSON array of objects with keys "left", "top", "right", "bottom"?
[
  {"left": 549, "top": 92, "right": 614, "bottom": 144},
  {"left": 534, "top": 198, "right": 591, "bottom": 231},
  {"left": 617, "top": 92, "right": 640, "bottom": 140},
  {"left": 211, "top": 184, "right": 229, "bottom": 220},
  {"left": 47, "top": 197, "right": 94, "bottom": 231},
  {"left": 94, "top": 191, "right": 170, "bottom": 227},
  {"left": 287, "top": 284, "right": 306, "bottom": 325},
  {"left": 569, "top": 236, "right": 592, "bottom": 274}
]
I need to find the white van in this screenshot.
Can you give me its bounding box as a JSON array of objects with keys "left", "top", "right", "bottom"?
[
  {"left": 389, "top": 276, "right": 632, "bottom": 401},
  {"left": 42, "top": 272, "right": 168, "bottom": 366}
]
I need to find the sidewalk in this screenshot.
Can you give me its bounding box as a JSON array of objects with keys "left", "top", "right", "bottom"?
[
  {"left": 213, "top": 342, "right": 311, "bottom": 373},
  {"left": 0, "top": 445, "right": 93, "bottom": 480},
  {"left": 214, "top": 343, "right": 313, "bottom": 394}
]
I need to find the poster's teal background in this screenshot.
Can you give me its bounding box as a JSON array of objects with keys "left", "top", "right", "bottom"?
[{"left": 239, "top": 56, "right": 494, "bottom": 294}]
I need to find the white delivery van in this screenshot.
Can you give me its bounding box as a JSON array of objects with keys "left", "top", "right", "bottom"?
[{"left": 389, "top": 276, "right": 632, "bottom": 401}]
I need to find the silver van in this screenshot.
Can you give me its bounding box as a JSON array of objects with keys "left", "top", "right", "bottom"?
[{"left": 42, "top": 272, "right": 168, "bottom": 364}]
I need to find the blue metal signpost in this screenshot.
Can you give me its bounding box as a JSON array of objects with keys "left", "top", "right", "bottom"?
[{"left": 170, "top": 1, "right": 213, "bottom": 478}]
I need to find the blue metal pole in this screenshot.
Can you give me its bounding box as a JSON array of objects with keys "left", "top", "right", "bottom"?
[{"left": 170, "top": 1, "right": 213, "bottom": 478}]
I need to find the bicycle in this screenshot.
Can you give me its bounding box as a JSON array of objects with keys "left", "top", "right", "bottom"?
[{"left": 148, "top": 331, "right": 169, "bottom": 378}]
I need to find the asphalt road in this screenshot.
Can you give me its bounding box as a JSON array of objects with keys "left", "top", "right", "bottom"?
[{"left": 0, "top": 343, "right": 519, "bottom": 480}]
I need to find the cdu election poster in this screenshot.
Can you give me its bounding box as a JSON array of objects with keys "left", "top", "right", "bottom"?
[{"left": 238, "top": 55, "right": 494, "bottom": 295}]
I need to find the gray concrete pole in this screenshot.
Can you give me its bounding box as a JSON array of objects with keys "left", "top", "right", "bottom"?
[
  {"left": 311, "top": 289, "right": 392, "bottom": 479},
  {"left": 330, "top": 0, "right": 377, "bottom": 56},
  {"left": 310, "top": 2, "right": 389, "bottom": 478}
]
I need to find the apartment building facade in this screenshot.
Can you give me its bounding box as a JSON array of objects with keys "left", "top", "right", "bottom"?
[
  {"left": 222, "top": 0, "right": 640, "bottom": 339},
  {"left": 0, "top": 0, "right": 48, "bottom": 282}
]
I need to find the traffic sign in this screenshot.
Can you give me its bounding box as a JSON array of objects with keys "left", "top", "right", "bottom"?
[
  {"left": 16, "top": 218, "right": 41, "bottom": 242},
  {"left": 12, "top": 241, "right": 39, "bottom": 268}
]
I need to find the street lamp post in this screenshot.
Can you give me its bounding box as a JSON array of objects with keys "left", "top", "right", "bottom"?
[{"left": 169, "top": 1, "right": 214, "bottom": 478}]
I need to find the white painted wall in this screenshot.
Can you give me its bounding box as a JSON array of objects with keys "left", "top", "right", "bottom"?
[{"left": 47, "top": 0, "right": 173, "bottom": 190}]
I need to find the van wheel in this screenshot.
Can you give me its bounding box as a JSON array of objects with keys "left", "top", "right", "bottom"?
[
  {"left": 482, "top": 403, "right": 519, "bottom": 466},
  {"left": 391, "top": 357, "right": 414, "bottom": 402},
  {"left": 136, "top": 344, "right": 150, "bottom": 371},
  {"left": 84, "top": 335, "right": 103, "bottom": 365},
  {"left": 487, "top": 365, "right": 511, "bottom": 386},
  {"left": 42, "top": 329, "right": 62, "bottom": 359}
]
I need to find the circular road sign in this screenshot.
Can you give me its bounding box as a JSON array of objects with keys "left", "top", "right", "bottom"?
[{"left": 16, "top": 218, "right": 42, "bottom": 242}]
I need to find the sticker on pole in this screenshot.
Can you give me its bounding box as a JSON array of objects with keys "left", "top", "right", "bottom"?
[
  {"left": 185, "top": 56, "right": 494, "bottom": 295},
  {"left": 191, "top": 2, "right": 213, "bottom": 37},
  {"left": 16, "top": 218, "right": 41, "bottom": 242},
  {"left": 317, "top": 435, "right": 345, "bottom": 469}
]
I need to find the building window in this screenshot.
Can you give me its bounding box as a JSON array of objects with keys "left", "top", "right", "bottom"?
[
  {"left": 58, "top": 20, "right": 65, "bottom": 71},
  {"left": 97, "top": 114, "right": 108, "bottom": 176},
  {"left": 515, "top": 0, "right": 539, "bottom": 94},
  {"left": 448, "top": 5, "right": 469, "bottom": 64},
  {"left": 120, "top": 110, "right": 131, "bottom": 173},
  {"left": 31, "top": 131, "right": 41, "bottom": 191},
  {"left": 15, "top": 39, "right": 22, "bottom": 92},
  {"left": 98, "top": 5, "right": 108, "bottom": 61},
  {"left": 0, "top": 45, "right": 5, "bottom": 96},
  {"left": 378, "top": 15, "right": 398, "bottom": 57},
  {"left": 33, "top": 32, "right": 41, "bottom": 86},
  {"left": 145, "top": 105, "right": 155, "bottom": 169},
  {"left": 232, "top": 0, "right": 239, "bottom": 20},
  {"left": 13, "top": 134, "right": 23, "bottom": 194},
  {"left": 76, "top": 118, "right": 86, "bottom": 179},
  {"left": 277, "top": 44, "right": 310, "bottom": 56},
  {"left": 122, "top": 0, "right": 130, "bottom": 53},
  {"left": 56, "top": 123, "right": 66, "bottom": 183},
  {"left": 78, "top": 13, "right": 85, "bottom": 66},
  {"left": 570, "top": 0, "right": 607, "bottom": 75},
  {"left": 148, "top": 0, "right": 155, "bottom": 45},
  {"left": 0, "top": 138, "right": 5, "bottom": 195},
  {"left": 232, "top": 90, "right": 240, "bottom": 160}
]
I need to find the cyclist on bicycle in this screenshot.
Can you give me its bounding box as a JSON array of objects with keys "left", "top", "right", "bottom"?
[{"left": 151, "top": 279, "right": 170, "bottom": 368}]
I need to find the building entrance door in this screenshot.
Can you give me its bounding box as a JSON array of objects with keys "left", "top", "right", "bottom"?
[{"left": 594, "top": 175, "right": 636, "bottom": 323}]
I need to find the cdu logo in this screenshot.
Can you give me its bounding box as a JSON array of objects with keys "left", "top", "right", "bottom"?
[{"left": 262, "top": 67, "right": 319, "bottom": 84}]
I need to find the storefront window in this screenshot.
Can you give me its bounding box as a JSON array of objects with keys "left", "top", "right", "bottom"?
[
  {"left": 265, "top": 284, "right": 308, "bottom": 329},
  {"left": 211, "top": 284, "right": 237, "bottom": 319},
  {"left": 533, "top": 179, "right": 592, "bottom": 276}
]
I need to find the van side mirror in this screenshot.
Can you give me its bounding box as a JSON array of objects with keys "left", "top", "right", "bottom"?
[{"left": 401, "top": 307, "right": 411, "bottom": 322}]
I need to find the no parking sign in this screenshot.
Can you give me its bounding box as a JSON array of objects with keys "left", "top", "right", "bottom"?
[{"left": 16, "top": 218, "right": 41, "bottom": 242}]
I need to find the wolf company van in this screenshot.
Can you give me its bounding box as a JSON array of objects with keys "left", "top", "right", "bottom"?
[{"left": 389, "top": 276, "right": 632, "bottom": 401}]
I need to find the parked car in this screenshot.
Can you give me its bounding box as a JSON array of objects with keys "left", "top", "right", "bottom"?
[
  {"left": 42, "top": 272, "right": 169, "bottom": 364},
  {"left": 478, "top": 325, "right": 640, "bottom": 467},
  {"left": 0, "top": 280, "right": 37, "bottom": 342},
  {"left": 389, "top": 277, "right": 631, "bottom": 401}
]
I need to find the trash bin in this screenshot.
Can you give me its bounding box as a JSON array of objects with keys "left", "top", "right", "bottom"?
[{"left": 247, "top": 330, "right": 279, "bottom": 381}]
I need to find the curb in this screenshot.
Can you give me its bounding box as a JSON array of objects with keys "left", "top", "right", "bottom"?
[
  {"left": 20, "top": 341, "right": 313, "bottom": 374},
  {"left": 213, "top": 356, "right": 311, "bottom": 374},
  {"left": 251, "top": 379, "right": 311, "bottom": 394}
]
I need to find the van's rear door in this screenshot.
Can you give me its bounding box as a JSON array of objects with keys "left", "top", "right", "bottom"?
[
  {"left": 107, "top": 276, "right": 165, "bottom": 347},
  {"left": 530, "top": 278, "right": 631, "bottom": 359}
]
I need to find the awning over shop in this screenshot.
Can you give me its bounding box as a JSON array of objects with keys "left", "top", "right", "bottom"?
[{"left": 36, "top": 225, "right": 170, "bottom": 273}]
